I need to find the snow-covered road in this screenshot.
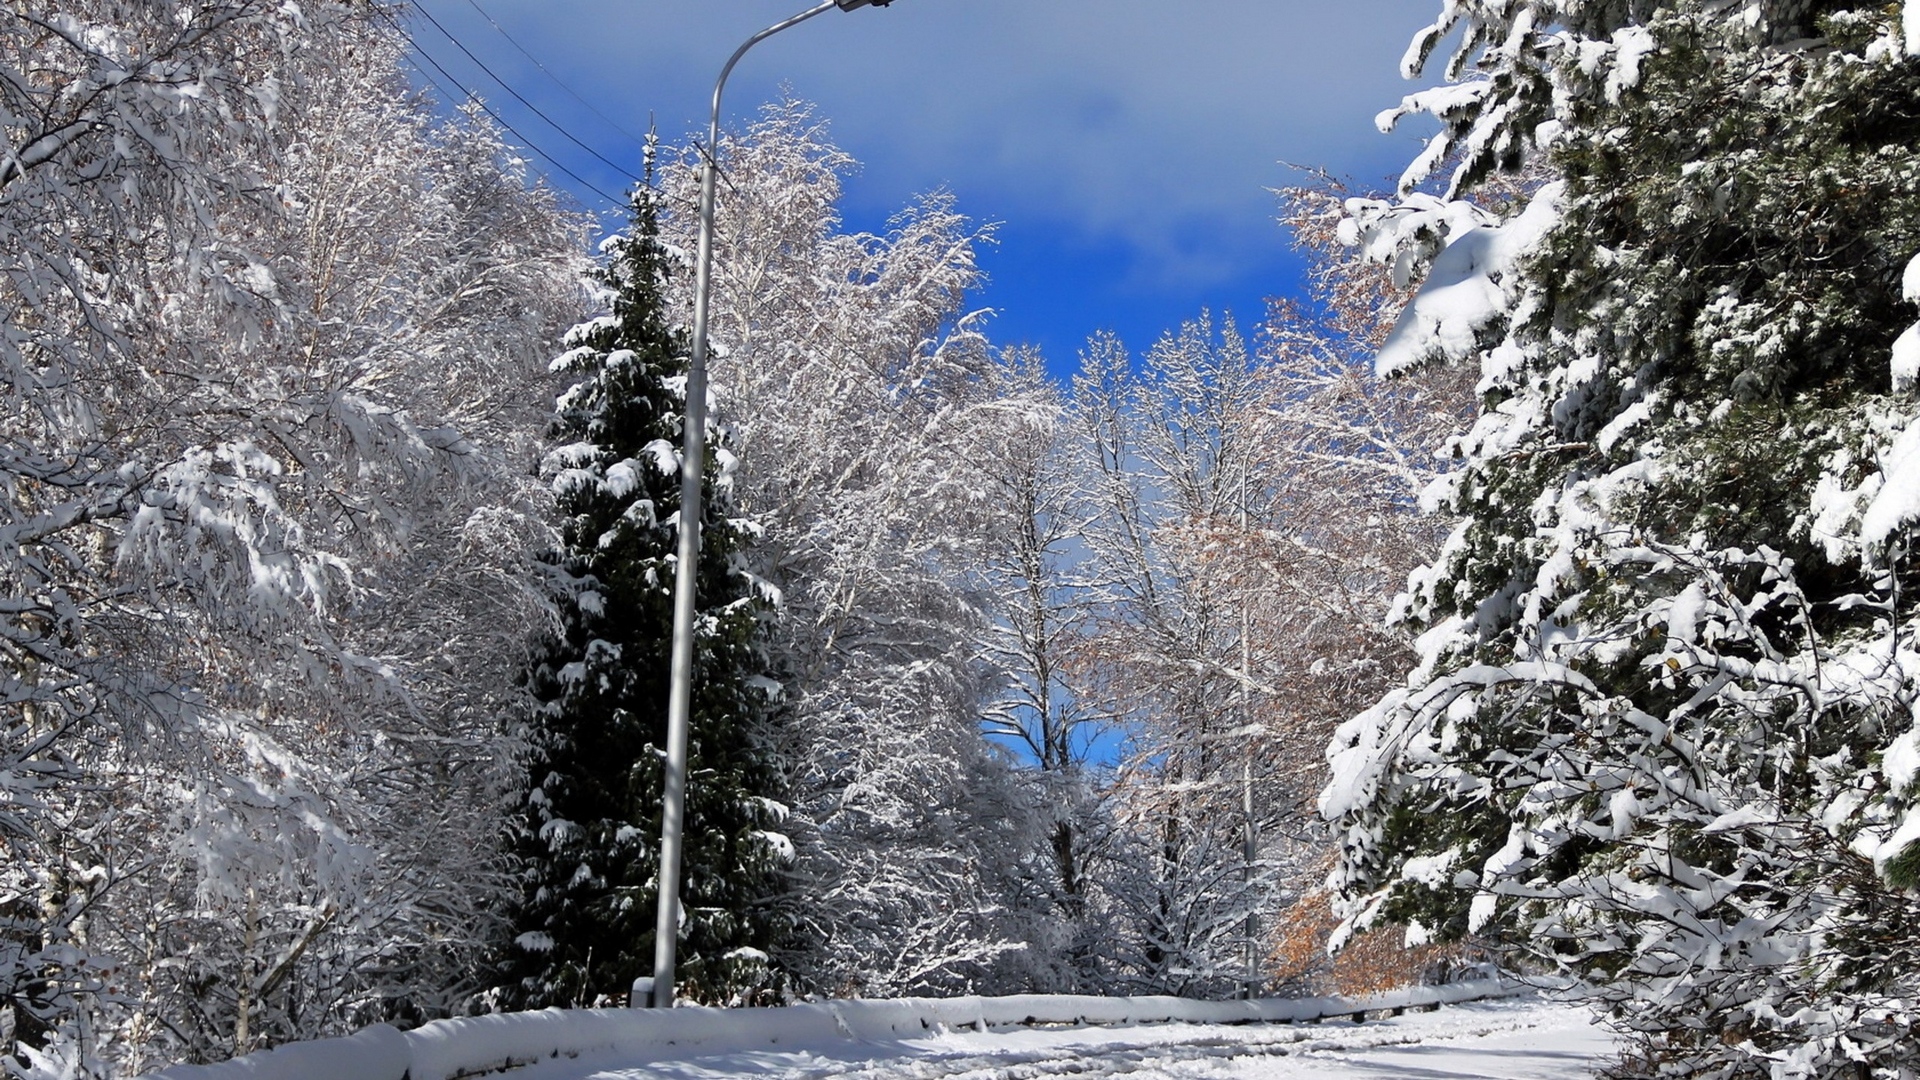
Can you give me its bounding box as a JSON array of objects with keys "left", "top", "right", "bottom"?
[{"left": 502, "top": 996, "right": 1616, "bottom": 1080}]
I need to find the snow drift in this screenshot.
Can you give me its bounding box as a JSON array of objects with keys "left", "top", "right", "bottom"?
[{"left": 140, "top": 981, "right": 1522, "bottom": 1080}]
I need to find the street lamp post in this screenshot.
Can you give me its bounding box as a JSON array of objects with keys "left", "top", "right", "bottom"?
[{"left": 651, "top": 0, "right": 893, "bottom": 1011}]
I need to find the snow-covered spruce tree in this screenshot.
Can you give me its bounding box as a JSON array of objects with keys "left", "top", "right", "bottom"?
[
  {"left": 495, "top": 184, "right": 783, "bottom": 1010},
  {"left": 1324, "top": 1, "right": 1920, "bottom": 1074}
]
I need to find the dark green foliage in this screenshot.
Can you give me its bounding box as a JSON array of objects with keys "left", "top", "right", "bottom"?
[
  {"left": 1330, "top": 4, "right": 1920, "bottom": 1075},
  {"left": 491, "top": 190, "right": 784, "bottom": 1009}
]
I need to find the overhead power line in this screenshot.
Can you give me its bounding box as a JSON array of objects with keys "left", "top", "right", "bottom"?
[
  {"left": 384, "top": 11, "right": 633, "bottom": 208},
  {"left": 454, "top": 0, "right": 654, "bottom": 153},
  {"left": 409, "top": 0, "right": 645, "bottom": 187}
]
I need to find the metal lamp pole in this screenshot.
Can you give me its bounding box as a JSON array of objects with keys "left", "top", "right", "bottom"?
[{"left": 651, "top": 0, "right": 893, "bottom": 1011}]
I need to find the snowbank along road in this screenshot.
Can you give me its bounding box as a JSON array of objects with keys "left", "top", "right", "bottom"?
[{"left": 497, "top": 996, "right": 1615, "bottom": 1080}]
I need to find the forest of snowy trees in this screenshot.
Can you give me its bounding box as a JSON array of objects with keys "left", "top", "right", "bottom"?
[{"left": 7, "top": 0, "right": 1920, "bottom": 1078}]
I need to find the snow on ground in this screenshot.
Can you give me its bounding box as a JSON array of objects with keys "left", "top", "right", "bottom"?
[{"left": 503, "top": 995, "right": 1616, "bottom": 1080}]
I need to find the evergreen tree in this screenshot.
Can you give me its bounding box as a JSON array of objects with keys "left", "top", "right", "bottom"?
[
  {"left": 1326, "top": 2, "right": 1920, "bottom": 1075},
  {"left": 495, "top": 184, "right": 785, "bottom": 1009}
]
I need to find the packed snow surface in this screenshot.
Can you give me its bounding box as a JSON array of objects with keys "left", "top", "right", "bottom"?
[{"left": 502, "top": 996, "right": 1614, "bottom": 1080}]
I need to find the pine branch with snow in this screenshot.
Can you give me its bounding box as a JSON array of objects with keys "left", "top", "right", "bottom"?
[{"left": 1323, "top": 3, "right": 1920, "bottom": 1075}]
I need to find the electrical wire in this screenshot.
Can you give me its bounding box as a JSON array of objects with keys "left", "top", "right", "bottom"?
[
  {"left": 383, "top": 10, "right": 634, "bottom": 209},
  {"left": 453, "top": 0, "right": 654, "bottom": 153},
  {"left": 409, "top": 0, "right": 645, "bottom": 186}
]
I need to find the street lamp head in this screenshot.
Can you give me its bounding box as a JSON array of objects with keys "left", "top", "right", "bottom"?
[{"left": 835, "top": 0, "right": 892, "bottom": 9}]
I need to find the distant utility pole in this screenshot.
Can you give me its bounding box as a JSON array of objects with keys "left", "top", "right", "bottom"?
[{"left": 651, "top": 0, "right": 894, "bottom": 1011}]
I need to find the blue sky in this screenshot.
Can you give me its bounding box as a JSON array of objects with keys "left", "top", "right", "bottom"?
[{"left": 403, "top": 0, "right": 1444, "bottom": 371}]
